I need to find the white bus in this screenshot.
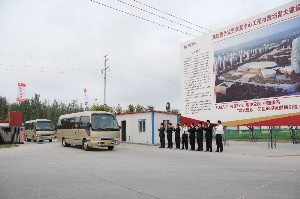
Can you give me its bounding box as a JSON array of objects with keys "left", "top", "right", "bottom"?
[
  {"left": 24, "top": 119, "right": 55, "bottom": 142},
  {"left": 56, "top": 111, "right": 120, "bottom": 151}
]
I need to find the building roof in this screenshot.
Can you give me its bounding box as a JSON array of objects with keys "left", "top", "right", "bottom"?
[
  {"left": 117, "top": 110, "right": 180, "bottom": 116},
  {"left": 58, "top": 111, "right": 114, "bottom": 119},
  {"left": 238, "top": 61, "right": 277, "bottom": 71},
  {"left": 25, "top": 119, "right": 53, "bottom": 123}
]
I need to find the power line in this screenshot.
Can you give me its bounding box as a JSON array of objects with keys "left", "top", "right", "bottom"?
[
  {"left": 133, "top": 0, "right": 211, "bottom": 32},
  {"left": 107, "top": 73, "right": 179, "bottom": 97},
  {"left": 90, "top": 0, "right": 197, "bottom": 37},
  {"left": 114, "top": 0, "right": 207, "bottom": 34},
  {"left": 0, "top": 52, "right": 179, "bottom": 86},
  {"left": 0, "top": 63, "right": 180, "bottom": 95},
  {"left": 0, "top": 52, "right": 181, "bottom": 89},
  {"left": 111, "top": 65, "right": 177, "bottom": 86},
  {"left": 109, "top": 71, "right": 180, "bottom": 93}
]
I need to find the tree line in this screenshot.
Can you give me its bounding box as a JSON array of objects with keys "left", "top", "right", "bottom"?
[
  {"left": 0, "top": 94, "right": 179, "bottom": 126},
  {"left": 0, "top": 94, "right": 84, "bottom": 126}
]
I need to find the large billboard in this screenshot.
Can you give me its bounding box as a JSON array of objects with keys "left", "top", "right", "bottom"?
[{"left": 181, "top": 0, "right": 300, "bottom": 126}]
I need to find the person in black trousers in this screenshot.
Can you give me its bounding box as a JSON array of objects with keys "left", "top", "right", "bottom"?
[
  {"left": 181, "top": 123, "right": 189, "bottom": 150},
  {"left": 174, "top": 124, "right": 181, "bottom": 149},
  {"left": 158, "top": 123, "right": 165, "bottom": 148},
  {"left": 196, "top": 122, "right": 204, "bottom": 151},
  {"left": 204, "top": 120, "right": 213, "bottom": 152},
  {"left": 214, "top": 120, "right": 224, "bottom": 152},
  {"left": 189, "top": 123, "right": 196, "bottom": 151},
  {"left": 166, "top": 123, "right": 174, "bottom": 149}
]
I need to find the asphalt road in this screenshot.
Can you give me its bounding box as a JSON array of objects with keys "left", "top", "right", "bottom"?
[{"left": 0, "top": 141, "right": 300, "bottom": 199}]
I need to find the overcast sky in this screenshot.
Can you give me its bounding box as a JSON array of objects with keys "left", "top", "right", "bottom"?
[{"left": 0, "top": 0, "right": 293, "bottom": 111}]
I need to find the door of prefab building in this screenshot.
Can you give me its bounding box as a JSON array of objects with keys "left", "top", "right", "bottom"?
[
  {"left": 163, "top": 120, "right": 169, "bottom": 129},
  {"left": 121, "top": 121, "right": 126, "bottom": 141}
]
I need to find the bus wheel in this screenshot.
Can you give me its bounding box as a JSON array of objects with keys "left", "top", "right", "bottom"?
[
  {"left": 49, "top": 139, "right": 52, "bottom": 142},
  {"left": 83, "top": 140, "right": 90, "bottom": 151},
  {"left": 62, "top": 138, "right": 69, "bottom": 147},
  {"left": 108, "top": 146, "right": 114, "bottom": 150},
  {"left": 33, "top": 139, "right": 36, "bottom": 142}
]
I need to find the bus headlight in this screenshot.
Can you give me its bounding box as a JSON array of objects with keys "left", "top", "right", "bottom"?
[{"left": 114, "top": 138, "right": 119, "bottom": 141}]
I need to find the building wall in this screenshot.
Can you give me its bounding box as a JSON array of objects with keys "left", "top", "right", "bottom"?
[{"left": 116, "top": 112, "right": 178, "bottom": 145}]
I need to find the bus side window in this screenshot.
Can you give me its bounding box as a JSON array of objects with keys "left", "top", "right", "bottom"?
[
  {"left": 57, "top": 119, "right": 62, "bottom": 129},
  {"left": 79, "top": 116, "right": 90, "bottom": 129},
  {"left": 61, "top": 119, "right": 66, "bottom": 129},
  {"left": 25, "top": 123, "right": 30, "bottom": 130},
  {"left": 74, "top": 117, "right": 80, "bottom": 129}
]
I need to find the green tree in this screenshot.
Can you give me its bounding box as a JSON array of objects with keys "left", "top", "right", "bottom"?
[
  {"left": 127, "top": 104, "right": 135, "bottom": 112},
  {"left": 171, "top": 109, "right": 179, "bottom": 113},
  {"left": 90, "top": 104, "right": 113, "bottom": 113},
  {"left": 114, "top": 104, "right": 123, "bottom": 114},
  {"left": 6, "top": 93, "right": 84, "bottom": 125},
  {"left": 135, "top": 104, "right": 145, "bottom": 112},
  {"left": 166, "top": 102, "right": 171, "bottom": 112},
  {"left": 146, "top": 105, "right": 155, "bottom": 111},
  {"left": 0, "top": 96, "right": 9, "bottom": 120}
]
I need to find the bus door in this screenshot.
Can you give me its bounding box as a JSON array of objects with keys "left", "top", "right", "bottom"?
[
  {"left": 74, "top": 116, "right": 80, "bottom": 145},
  {"left": 79, "top": 116, "right": 90, "bottom": 142}
]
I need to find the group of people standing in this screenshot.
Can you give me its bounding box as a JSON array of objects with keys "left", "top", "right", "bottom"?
[{"left": 158, "top": 120, "right": 224, "bottom": 152}]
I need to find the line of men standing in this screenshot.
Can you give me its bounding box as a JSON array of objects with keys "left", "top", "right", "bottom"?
[{"left": 158, "top": 120, "right": 224, "bottom": 152}]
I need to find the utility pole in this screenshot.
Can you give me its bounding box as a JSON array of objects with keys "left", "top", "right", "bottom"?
[{"left": 101, "top": 55, "right": 109, "bottom": 105}]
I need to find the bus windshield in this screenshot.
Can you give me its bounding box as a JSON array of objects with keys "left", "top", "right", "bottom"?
[
  {"left": 36, "top": 121, "right": 54, "bottom": 131},
  {"left": 91, "top": 114, "right": 119, "bottom": 131}
]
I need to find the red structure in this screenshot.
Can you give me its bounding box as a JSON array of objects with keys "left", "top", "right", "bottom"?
[
  {"left": 0, "top": 111, "right": 23, "bottom": 144},
  {"left": 9, "top": 111, "right": 22, "bottom": 127},
  {"left": 181, "top": 116, "right": 208, "bottom": 126}
]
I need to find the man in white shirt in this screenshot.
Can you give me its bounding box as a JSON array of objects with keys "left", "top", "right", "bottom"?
[
  {"left": 181, "top": 123, "right": 189, "bottom": 150},
  {"left": 214, "top": 120, "right": 224, "bottom": 152}
]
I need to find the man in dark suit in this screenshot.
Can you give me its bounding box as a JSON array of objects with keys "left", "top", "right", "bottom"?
[
  {"left": 166, "top": 123, "right": 174, "bottom": 149},
  {"left": 174, "top": 124, "right": 181, "bottom": 149},
  {"left": 189, "top": 123, "right": 196, "bottom": 151},
  {"left": 158, "top": 123, "right": 165, "bottom": 148},
  {"left": 204, "top": 120, "right": 213, "bottom": 152},
  {"left": 196, "top": 122, "right": 204, "bottom": 151}
]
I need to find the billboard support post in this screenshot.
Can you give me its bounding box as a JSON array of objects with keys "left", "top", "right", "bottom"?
[
  {"left": 223, "top": 126, "right": 229, "bottom": 146},
  {"left": 268, "top": 126, "right": 276, "bottom": 149}
]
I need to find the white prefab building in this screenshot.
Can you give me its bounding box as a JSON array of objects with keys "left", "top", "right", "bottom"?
[{"left": 116, "top": 111, "right": 179, "bottom": 145}]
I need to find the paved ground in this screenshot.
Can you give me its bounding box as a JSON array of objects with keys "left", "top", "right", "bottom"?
[{"left": 0, "top": 141, "right": 300, "bottom": 199}]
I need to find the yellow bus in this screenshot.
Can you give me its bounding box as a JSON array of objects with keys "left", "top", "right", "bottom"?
[
  {"left": 56, "top": 111, "right": 120, "bottom": 151},
  {"left": 24, "top": 119, "right": 55, "bottom": 142}
]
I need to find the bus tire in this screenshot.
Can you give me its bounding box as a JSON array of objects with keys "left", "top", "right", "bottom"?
[
  {"left": 62, "top": 138, "right": 69, "bottom": 147},
  {"left": 33, "top": 139, "right": 36, "bottom": 142},
  {"left": 108, "top": 146, "right": 114, "bottom": 150},
  {"left": 83, "top": 140, "right": 90, "bottom": 151},
  {"left": 49, "top": 139, "right": 52, "bottom": 142}
]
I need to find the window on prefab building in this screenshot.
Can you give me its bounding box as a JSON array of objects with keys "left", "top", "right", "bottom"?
[{"left": 138, "top": 119, "right": 146, "bottom": 132}]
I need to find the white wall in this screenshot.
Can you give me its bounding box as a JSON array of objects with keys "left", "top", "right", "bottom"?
[
  {"left": 116, "top": 112, "right": 178, "bottom": 145},
  {"left": 116, "top": 113, "right": 151, "bottom": 144},
  {"left": 153, "top": 113, "right": 178, "bottom": 145}
]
